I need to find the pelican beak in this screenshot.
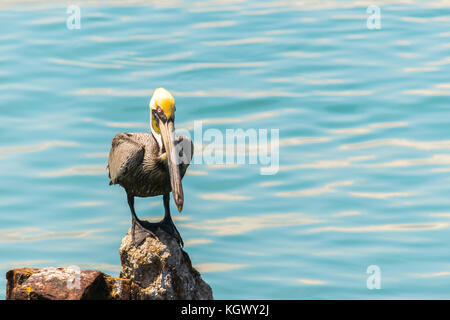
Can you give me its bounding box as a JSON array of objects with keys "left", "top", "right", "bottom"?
[{"left": 159, "top": 118, "right": 184, "bottom": 213}]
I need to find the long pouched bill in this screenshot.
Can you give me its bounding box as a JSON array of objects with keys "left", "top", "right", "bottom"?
[{"left": 159, "top": 118, "right": 184, "bottom": 212}]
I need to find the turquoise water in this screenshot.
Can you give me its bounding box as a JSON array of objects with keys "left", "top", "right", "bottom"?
[{"left": 1, "top": 1, "right": 450, "bottom": 299}]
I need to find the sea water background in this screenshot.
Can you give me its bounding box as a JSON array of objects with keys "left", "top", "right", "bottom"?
[{"left": 0, "top": 0, "right": 449, "bottom": 299}]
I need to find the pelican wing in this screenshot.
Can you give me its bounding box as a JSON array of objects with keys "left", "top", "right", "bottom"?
[{"left": 107, "top": 133, "right": 145, "bottom": 185}]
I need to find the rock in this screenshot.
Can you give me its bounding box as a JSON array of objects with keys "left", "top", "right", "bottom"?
[
  {"left": 5, "top": 267, "right": 131, "bottom": 300},
  {"left": 5, "top": 228, "right": 213, "bottom": 300},
  {"left": 119, "top": 227, "right": 213, "bottom": 300}
]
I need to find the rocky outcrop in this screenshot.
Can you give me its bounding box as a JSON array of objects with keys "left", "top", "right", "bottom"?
[
  {"left": 120, "top": 227, "right": 213, "bottom": 300},
  {"left": 6, "top": 267, "right": 130, "bottom": 300},
  {"left": 6, "top": 228, "right": 213, "bottom": 300}
]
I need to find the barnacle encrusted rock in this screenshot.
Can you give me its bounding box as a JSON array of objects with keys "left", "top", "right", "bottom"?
[{"left": 119, "top": 227, "right": 213, "bottom": 300}]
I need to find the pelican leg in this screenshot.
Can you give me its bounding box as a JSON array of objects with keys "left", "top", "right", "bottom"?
[
  {"left": 127, "top": 192, "right": 156, "bottom": 246},
  {"left": 127, "top": 192, "right": 184, "bottom": 247},
  {"left": 160, "top": 193, "right": 184, "bottom": 248}
]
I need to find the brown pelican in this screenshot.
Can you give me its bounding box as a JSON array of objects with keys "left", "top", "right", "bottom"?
[{"left": 107, "top": 88, "right": 193, "bottom": 247}]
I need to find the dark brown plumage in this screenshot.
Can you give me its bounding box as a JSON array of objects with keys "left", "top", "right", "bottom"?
[
  {"left": 108, "top": 130, "right": 193, "bottom": 194},
  {"left": 107, "top": 131, "right": 193, "bottom": 246}
]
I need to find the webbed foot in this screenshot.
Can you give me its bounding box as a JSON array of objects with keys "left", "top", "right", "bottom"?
[{"left": 132, "top": 217, "right": 184, "bottom": 248}]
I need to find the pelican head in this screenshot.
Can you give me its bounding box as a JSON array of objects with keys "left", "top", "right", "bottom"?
[{"left": 149, "top": 88, "right": 184, "bottom": 213}]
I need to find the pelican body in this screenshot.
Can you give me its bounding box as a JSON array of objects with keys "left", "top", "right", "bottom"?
[{"left": 107, "top": 88, "right": 193, "bottom": 246}]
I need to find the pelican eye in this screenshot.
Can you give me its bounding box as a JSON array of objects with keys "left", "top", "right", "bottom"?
[{"left": 156, "top": 105, "right": 163, "bottom": 115}]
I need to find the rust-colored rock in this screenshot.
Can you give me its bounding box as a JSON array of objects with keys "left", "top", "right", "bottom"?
[{"left": 6, "top": 267, "right": 130, "bottom": 300}]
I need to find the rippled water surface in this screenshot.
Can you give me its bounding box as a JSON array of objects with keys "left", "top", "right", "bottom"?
[{"left": 1, "top": 1, "right": 450, "bottom": 299}]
